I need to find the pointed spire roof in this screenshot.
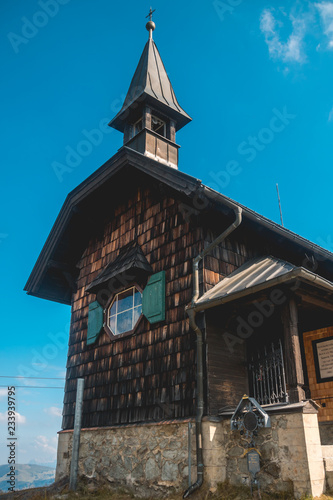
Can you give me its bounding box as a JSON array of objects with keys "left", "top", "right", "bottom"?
[{"left": 109, "top": 35, "right": 191, "bottom": 132}]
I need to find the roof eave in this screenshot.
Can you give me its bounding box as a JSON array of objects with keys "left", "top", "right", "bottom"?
[
  {"left": 189, "top": 267, "right": 333, "bottom": 313},
  {"left": 25, "top": 290, "right": 72, "bottom": 306},
  {"left": 24, "top": 148, "right": 333, "bottom": 305},
  {"left": 202, "top": 185, "right": 333, "bottom": 264},
  {"left": 109, "top": 91, "right": 192, "bottom": 133},
  {"left": 24, "top": 148, "right": 202, "bottom": 302}
]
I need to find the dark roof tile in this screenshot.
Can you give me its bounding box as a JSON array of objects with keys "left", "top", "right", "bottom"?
[{"left": 86, "top": 242, "right": 153, "bottom": 294}]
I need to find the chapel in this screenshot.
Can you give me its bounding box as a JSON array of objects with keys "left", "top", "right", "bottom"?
[{"left": 25, "top": 12, "right": 333, "bottom": 498}]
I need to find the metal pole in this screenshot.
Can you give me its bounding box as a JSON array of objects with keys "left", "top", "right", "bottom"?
[
  {"left": 276, "top": 184, "right": 284, "bottom": 227},
  {"left": 188, "top": 422, "right": 192, "bottom": 487},
  {"left": 69, "top": 378, "right": 84, "bottom": 491}
]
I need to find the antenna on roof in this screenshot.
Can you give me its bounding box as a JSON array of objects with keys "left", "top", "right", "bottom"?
[{"left": 276, "top": 183, "right": 284, "bottom": 227}]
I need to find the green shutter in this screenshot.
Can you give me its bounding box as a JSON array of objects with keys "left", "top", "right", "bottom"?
[
  {"left": 142, "top": 271, "right": 166, "bottom": 324},
  {"left": 87, "top": 301, "right": 104, "bottom": 345}
]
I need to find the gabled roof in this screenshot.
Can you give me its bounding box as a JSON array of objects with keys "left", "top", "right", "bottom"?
[
  {"left": 109, "top": 38, "right": 191, "bottom": 132},
  {"left": 24, "top": 147, "right": 333, "bottom": 305},
  {"left": 191, "top": 256, "right": 333, "bottom": 312},
  {"left": 86, "top": 242, "right": 153, "bottom": 294},
  {"left": 24, "top": 148, "right": 202, "bottom": 304}
]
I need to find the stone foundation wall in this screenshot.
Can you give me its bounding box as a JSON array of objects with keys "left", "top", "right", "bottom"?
[
  {"left": 202, "top": 402, "right": 325, "bottom": 499},
  {"left": 322, "top": 446, "right": 333, "bottom": 490},
  {"left": 56, "top": 403, "right": 325, "bottom": 498},
  {"left": 203, "top": 413, "right": 325, "bottom": 498},
  {"left": 56, "top": 420, "right": 196, "bottom": 497}
]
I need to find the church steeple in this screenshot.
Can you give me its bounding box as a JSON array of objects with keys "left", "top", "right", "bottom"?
[{"left": 109, "top": 10, "right": 191, "bottom": 169}]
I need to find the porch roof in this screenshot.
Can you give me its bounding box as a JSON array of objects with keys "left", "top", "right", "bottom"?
[{"left": 192, "top": 256, "right": 333, "bottom": 312}]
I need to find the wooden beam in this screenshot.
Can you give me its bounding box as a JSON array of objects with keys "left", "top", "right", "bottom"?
[
  {"left": 282, "top": 297, "right": 305, "bottom": 403},
  {"left": 297, "top": 293, "right": 333, "bottom": 312},
  {"left": 169, "top": 120, "right": 176, "bottom": 142},
  {"left": 47, "top": 260, "right": 79, "bottom": 292},
  {"left": 47, "top": 260, "right": 76, "bottom": 273},
  {"left": 143, "top": 105, "right": 152, "bottom": 130}
]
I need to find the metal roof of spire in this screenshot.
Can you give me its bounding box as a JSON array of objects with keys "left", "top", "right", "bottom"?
[{"left": 109, "top": 11, "right": 191, "bottom": 132}]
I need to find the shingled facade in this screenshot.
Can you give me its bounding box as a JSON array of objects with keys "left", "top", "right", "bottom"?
[{"left": 25, "top": 17, "right": 333, "bottom": 498}]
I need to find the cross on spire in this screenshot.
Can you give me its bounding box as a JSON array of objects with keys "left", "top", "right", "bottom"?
[
  {"left": 146, "top": 7, "right": 156, "bottom": 22},
  {"left": 145, "top": 7, "right": 156, "bottom": 39}
]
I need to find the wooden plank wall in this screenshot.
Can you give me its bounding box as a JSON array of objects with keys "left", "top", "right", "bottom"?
[
  {"left": 62, "top": 183, "right": 203, "bottom": 429},
  {"left": 201, "top": 225, "right": 289, "bottom": 413},
  {"left": 205, "top": 310, "right": 249, "bottom": 413}
]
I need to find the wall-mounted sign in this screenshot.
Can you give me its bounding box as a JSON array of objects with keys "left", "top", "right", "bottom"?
[
  {"left": 312, "top": 336, "right": 333, "bottom": 383},
  {"left": 247, "top": 449, "right": 261, "bottom": 477}
]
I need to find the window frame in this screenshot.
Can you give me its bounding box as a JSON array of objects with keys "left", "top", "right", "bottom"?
[
  {"left": 133, "top": 118, "right": 143, "bottom": 137},
  {"left": 104, "top": 284, "right": 143, "bottom": 340},
  {"left": 151, "top": 114, "right": 166, "bottom": 137}
]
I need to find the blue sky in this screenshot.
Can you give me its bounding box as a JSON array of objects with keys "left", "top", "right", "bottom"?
[{"left": 1, "top": 0, "right": 333, "bottom": 466}]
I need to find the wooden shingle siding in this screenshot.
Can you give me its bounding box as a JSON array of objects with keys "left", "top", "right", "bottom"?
[
  {"left": 201, "top": 221, "right": 305, "bottom": 294},
  {"left": 62, "top": 183, "right": 201, "bottom": 429},
  {"left": 62, "top": 175, "right": 324, "bottom": 429}
]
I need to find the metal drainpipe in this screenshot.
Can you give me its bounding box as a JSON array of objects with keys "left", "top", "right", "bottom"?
[{"left": 183, "top": 206, "right": 242, "bottom": 499}]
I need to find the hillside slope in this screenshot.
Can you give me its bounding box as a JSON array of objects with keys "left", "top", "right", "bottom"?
[{"left": 0, "top": 464, "right": 55, "bottom": 492}]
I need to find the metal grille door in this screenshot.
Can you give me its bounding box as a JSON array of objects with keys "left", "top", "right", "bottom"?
[{"left": 249, "top": 340, "right": 288, "bottom": 405}]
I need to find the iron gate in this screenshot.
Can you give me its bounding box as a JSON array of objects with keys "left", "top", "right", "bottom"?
[{"left": 249, "top": 339, "right": 288, "bottom": 405}]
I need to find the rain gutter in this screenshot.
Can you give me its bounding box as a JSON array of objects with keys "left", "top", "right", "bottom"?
[{"left": 202, "top": 185, "right": 333, "bottom": 264}]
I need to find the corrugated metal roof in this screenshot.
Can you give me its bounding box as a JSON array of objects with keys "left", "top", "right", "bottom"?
[
  {"left": 109, "top": 39, "right": 191, "bottom": 132},
  {"left": 197, "top": 256, "right": 296, "bottom": 305}
]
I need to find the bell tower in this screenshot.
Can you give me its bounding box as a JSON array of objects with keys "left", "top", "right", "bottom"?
[{"left": 109, "top": 9, "right": 191, "bottom": 169}]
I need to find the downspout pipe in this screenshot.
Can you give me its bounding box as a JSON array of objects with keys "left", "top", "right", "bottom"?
[
  {"left": 183, "top": 308, "right": 204, "bottom": 498},
  {"left": 183, "top": 205, "right": 242, "bottom": 498},
  {"left": 192, "top": 206, "right": 243, "bottom": 305}
]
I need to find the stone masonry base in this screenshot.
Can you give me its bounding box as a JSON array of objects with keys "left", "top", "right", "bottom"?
[
  {"left": 56, "top": 402, "right": 325, "bottom": 498},
  {"left": 56, "top": 420, "right": 196, "bottom": 497}
]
